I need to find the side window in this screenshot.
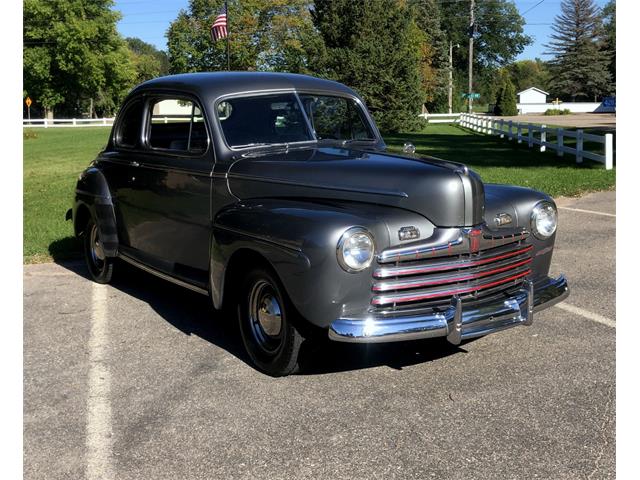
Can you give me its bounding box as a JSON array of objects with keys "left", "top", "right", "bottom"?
[
  {"left": 147, "top": 98, "right": 207, "bottom": 154},
  {"left": 115, "top": 99, "right": 144, "bottom": 148}
]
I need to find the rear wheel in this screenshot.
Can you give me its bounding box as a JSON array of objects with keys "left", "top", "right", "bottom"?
[
  {"left": 83, "top": 217, "right": 114, "bottom": 284},
  {"left": 238, "top": 268, "right": 304, "bottom": 377}
]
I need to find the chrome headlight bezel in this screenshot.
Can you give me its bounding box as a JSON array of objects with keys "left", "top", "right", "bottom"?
[
  {"left": 337, "top": 227, "right": 375, "bottom": 273},
  {"left": 530, "top": 201, "right": 558, "bottom": 240}
]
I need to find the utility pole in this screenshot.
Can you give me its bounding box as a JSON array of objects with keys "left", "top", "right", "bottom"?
[
  {"left": 468, "top": 0, "right": 475, "bottom": 113},
  {"left": 448, "top": 42, "right": 458, "bottom": 115}
]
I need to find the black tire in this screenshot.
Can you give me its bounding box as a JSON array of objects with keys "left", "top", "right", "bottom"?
[
  {"left": 237, "top": 267, "right": 304, "bottom": 377},
  {"left": 83, "top": 217, "right": 114, "bottom": 284}
]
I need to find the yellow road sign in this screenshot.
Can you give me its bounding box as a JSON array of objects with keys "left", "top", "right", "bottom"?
[{"left": 25, "top": 97, "right": 32, "bottom": 108}]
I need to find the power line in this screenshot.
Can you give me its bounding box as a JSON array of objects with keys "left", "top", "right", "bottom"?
[{"left": 522, "top": 0, "right": 547, "bottom": 16}]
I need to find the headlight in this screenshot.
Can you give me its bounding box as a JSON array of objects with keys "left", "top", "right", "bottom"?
[
  {"left": 337, "top": 227, "right": 375, "bottom": 272},
  {"left": 530, "top": 201, "right": 557, "bottom": 239}
]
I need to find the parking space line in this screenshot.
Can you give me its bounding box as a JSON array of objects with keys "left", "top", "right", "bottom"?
[
  {"left": 86, "top": 283, "right": 114, "bottom": 480},
  {"left": 558, "top": 206, "right": 615, "bottom": 218},
  {"left": 555, "top": 302, "right": 616, "bottom": 328}
]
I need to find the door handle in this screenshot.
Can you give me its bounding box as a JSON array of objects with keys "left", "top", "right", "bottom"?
[{"left": 131, "top": 161, "right": 140, "bottom": 167}]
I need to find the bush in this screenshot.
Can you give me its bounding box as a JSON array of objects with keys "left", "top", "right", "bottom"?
[
  {"left": 494, "top": 76, "right": 518, "bottom": 116},
  {"left": 23, "top": 130, "right": 38, "bottom": 140},
  {"left": 544, "top": 108, "right": 571, "bottom": 116}
]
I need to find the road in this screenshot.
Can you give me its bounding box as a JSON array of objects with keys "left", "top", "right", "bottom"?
[
  {"left": 24, "top": 190, "right": 615, "bottom": 480},
  {"left": 497, "top": 113, "right": 616, "bottom": 131}
]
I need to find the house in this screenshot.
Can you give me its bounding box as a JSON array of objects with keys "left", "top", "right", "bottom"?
[{"left": 517, "top": 87, "right": 549, "bottom": 105}]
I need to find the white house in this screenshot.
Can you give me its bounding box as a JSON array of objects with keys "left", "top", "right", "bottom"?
[{"left": 517, "top": 87, "right": 548, "bottom": 105}]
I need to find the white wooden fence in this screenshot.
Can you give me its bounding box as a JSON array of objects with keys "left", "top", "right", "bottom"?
[
  {"left": 419, "top": 113, "right": 462, "bottom": 124},
  {"left": 458, "top": 113, "right": 614, "bottom": 170},
  {"left": 23, "top": 118, "right": 115, "bottom": 128}
]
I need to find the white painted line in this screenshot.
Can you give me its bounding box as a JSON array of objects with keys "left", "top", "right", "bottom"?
[
  {"left": 86, "top": 283, "right": 114, "bottom": 480},
  {"left": 555, "top": 302, "right": 616, "bottom": 328},
  {"left": 558, "top": 206, "right": 616, "bottom": 218}
]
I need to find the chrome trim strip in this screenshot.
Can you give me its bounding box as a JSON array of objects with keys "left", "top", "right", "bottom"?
[
  {"left": 377, "top": 225, "right": 529, "bottom": 264},
  {"left": 328, "top": 275, "right": 569, "bottom": 343},
  {"left": 374, "top": 244, "right": 533, "bottom": 279},
  {"left": 371, "top": 266, "right": 532, "bottom": 305},
  {"left": 118, "top": 253, "right": 209, "bottom": 296}
]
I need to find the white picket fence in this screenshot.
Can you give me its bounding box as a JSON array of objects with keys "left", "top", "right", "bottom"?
[
  {"left": 458, "top": 113, "right": 614, "bottom": 170},
  {"left": 23, "top": 118, "right": 115, "bottom": 128}
]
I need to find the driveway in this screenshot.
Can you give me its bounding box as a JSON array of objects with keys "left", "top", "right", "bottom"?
[
  {"left": 495, "top": 113, "right": 616, "bottom": 131},
  {"left": 24, "top": 191, "right": 615, "bottom": 480}
]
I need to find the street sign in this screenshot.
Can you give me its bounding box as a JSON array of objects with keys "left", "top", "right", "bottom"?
[
  {"left": 25, "top": 97, "right": 32, "bottom": 108},
  {"left": 461, "top": 93, "right": 480, "bottom": 99}
]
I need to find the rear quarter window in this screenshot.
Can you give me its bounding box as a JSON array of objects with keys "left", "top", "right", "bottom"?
[{"left": 115, "top": 99, "right": 144, "bottom": 148}]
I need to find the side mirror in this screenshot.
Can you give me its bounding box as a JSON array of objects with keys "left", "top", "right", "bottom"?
[{"left": 403, "top": 142, "right": 416, "bottom": 155}]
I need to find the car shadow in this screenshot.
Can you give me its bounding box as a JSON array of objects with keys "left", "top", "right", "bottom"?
[{"left": 56, "top": 258, "right": 470, "bottom": 376}]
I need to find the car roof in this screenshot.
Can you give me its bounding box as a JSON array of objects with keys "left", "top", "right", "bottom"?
[{"left": 130, "top": 71, "right": 358, "bottom": 100}]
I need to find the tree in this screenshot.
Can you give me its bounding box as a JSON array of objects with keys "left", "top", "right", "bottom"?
[
  {"left": 601, "top": 0, "right": 615, "bottom": 92},
  {"left": 507, "top": 59, "right": 551, "bottom": 93},
  {"left": 544, "top": 0, "right": 611, "bottom": 101},
  {"left": 126, "top": 37, "right": 170, "bottom": 84},
  {"left": 310, "top": 0, "right": 425, "bottom": 132},
  {"left": 494, "top": 73, "right": 518, "bottom": 116},
  {"left": 166, "top": 0, "right": 316, "bottom": 73},
  {"left": 23, "top": 0, "right": 136, "bottom": 117}
]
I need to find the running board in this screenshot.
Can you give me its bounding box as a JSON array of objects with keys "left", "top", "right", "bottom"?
[{"left": 118, "top": 253, "right": 209, "bottom": 296}]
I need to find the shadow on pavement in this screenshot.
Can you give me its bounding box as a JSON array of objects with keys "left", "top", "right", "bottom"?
[{"left": 56, "top": 258, "right": 469, "bottom": 376}]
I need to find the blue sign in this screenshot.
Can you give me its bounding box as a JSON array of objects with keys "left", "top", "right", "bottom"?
[{"left": 602, "top": 96, "right": 616, "bottom": 108}]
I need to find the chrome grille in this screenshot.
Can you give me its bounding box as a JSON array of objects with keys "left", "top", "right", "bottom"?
[{"left": 372, "top": 227, "right": 531, "bottom": 309}]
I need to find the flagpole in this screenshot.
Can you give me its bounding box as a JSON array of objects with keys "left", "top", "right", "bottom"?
[{"left": 225, "top": 0, "right": 230, "bottom": 71}]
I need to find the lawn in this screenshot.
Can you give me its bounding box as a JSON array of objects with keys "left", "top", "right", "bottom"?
[{"left": 23, "top": 124, "right": 615, "bottom": 264}]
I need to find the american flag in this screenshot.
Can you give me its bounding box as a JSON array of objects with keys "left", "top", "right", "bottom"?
[{"left": 210, "top": 5, "right": 228, "bottom": 42}]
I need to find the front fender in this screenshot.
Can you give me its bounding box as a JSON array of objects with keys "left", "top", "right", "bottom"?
[
  {"left": 211, "top": 199, "right": 433, "bottom": 327},
  {"left": 73, "top": 166, "right": 118, "bottom": 257}
]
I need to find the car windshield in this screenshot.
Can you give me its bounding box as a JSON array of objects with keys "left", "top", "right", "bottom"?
[
  {"left": 217, "top": 93, "right": 314, "bottom": 148},
  {"left": 216, "top": 92, "right": 376, "bottom": 149},
  {"left": 298, "top": 94, "right": 376, "bottom": 142}
]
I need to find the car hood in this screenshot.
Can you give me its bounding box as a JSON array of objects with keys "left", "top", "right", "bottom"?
[{"left": 227, "top": 147, "right": 484, "bottom": 227}]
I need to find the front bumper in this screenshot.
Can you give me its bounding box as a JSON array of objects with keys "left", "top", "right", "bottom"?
[{"left": 328, "top": 275, "right": 569, "bottom": 344}]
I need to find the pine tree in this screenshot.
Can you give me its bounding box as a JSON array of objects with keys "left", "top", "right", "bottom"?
[
  {"left": 310, "top": 0, "right": 425, "bottom": 132},
  {"left": 495, "top": 75, "right": 517, "bottom": 116},
  {"left": 544, "top": 0, "right": 611, "bottom": 101},
  {"left": 601, "top": 0, "right": 615, "bottom": 92}
]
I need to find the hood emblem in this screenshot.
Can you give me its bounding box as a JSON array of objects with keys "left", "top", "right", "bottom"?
[
  {"left": 398, "top": 226, "right": 420, "bottom": 241},
  {"left": 494, "top": 213, "right": 513, "bottom": 227}
]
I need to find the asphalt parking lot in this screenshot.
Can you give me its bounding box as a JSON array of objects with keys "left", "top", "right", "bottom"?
[{"left": 24, "top": 190, "right": 615, "bottom": 480}]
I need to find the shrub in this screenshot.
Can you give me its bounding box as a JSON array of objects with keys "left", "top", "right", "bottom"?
[
  {"left": 23, "top": 130, "right": 38, "bottom": 140},
  {"left": 494, "top": 76, "right": 518, "bottom": 116},
  {"left": 544, "top": 108, "right": 572, "bottom": 116}
]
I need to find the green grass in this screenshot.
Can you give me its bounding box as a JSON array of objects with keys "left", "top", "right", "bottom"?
[
  {"left": 23, "top": 127, "right": 110, "bottom": 263},
  {"left": 384, "top": 124, "right": 615, "bottom": 198},
  {"left": 23, "top": 124, "right": 615, "bottom": 264}
]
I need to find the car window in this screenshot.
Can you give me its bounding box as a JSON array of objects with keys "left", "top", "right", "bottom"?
[
  {"left": 217, "top": 93, "right": 313, "bottom": 148},
  {"left": 148, "top": 98, "right": 207, "bottom": 154},
  {"left": 299, "top": 94, "right": 375, "bottom": 142},
  {"left": 115, "top": 99, "right": 144, "bottom": 148}
]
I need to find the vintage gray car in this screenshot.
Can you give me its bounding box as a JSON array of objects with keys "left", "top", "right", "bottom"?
[{"left": 69, "top": 72, "right": 569, "bottom": 376}]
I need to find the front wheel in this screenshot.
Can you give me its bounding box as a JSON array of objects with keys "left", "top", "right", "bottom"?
[
  {"left": 83, "top": 217, "right": 114, "bottom": 284},
  {"left": 238, "top": 268, "right": 304, "bottom": 377}
]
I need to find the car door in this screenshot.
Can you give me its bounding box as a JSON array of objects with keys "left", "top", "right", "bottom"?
[{"left": 117, "top": 95, "right": 214, "bottom": 287}]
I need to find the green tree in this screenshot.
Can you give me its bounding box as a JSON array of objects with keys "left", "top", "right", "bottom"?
[
  {"left": 126, "top": 37, "right": 170, "bottom": 84},
  {"left": 310, "top": 0, "right": 425, "bottom": 132},
  {"left": 166, "top": 0, "right": 316, "bottom": 73},
  {"left": 601, "top": 0, "right": 615, "bottom": 92},
  {"left": 507, "top": 59, "right": 551, "bottom": 93},
  {"left": 494, "top": 73, "right": 518, "bottom": 116},
  {"left": 544, "top": 0, "right": 611, "bottom": 101},
  {"left": 23, "top": 0, "right": 136, "bottom": 117}
]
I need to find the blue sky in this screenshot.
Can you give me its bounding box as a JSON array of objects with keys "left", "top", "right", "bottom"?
[{"left": 113, "top": 0, "right": 609, "bottom": 61}]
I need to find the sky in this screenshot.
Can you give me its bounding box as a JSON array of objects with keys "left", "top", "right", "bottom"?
[{"left": 113, "top": 0, "right": 610, "bottom": 61}]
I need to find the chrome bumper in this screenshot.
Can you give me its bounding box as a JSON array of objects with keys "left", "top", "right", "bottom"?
[{"left": 328, "top": 275, "right": 569, "bottom": 344}]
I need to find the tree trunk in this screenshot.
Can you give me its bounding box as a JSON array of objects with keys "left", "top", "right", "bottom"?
[{"left": 44, "top": 108, "right": 54, "bottom": 120}]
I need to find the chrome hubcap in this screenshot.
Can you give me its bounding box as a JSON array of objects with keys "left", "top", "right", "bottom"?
[
  {"left": 89, "top": 224, "right": 105, "bottom": 267},
  {"left": 248, "top": 280, "right": 283, "bottom": 353}
]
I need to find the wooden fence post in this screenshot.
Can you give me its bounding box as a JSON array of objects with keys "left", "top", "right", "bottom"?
[
  {"left": 540, "top": 125, "right": 546, "bottom": 152},
  {"left": 517, "top": 123, "right": 522, "bottom": 143},
  {"left": 508, "top": 120, "right": 513, "bottom": 140},
  {"left": 528, "top": 124, "right": 533, "bottom": 147},
  {"left": 605, "top": 133, "right": 613, "bottom": 170},
  {"left": 576, "top": 130, "right": 583, "bottom": 164},
  {"left": 499, "top": 119, "right": 504, "bottom": 138},
  {"left": 557, "top": 128, "right": 564, "bottom": 157},
  {"left": 44, "top": 118, "right": 48, "bottom": 129}
]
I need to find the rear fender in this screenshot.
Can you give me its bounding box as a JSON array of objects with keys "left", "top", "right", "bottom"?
[{"left": 73, "top": 167, "right": 119, "bottom": 257}]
